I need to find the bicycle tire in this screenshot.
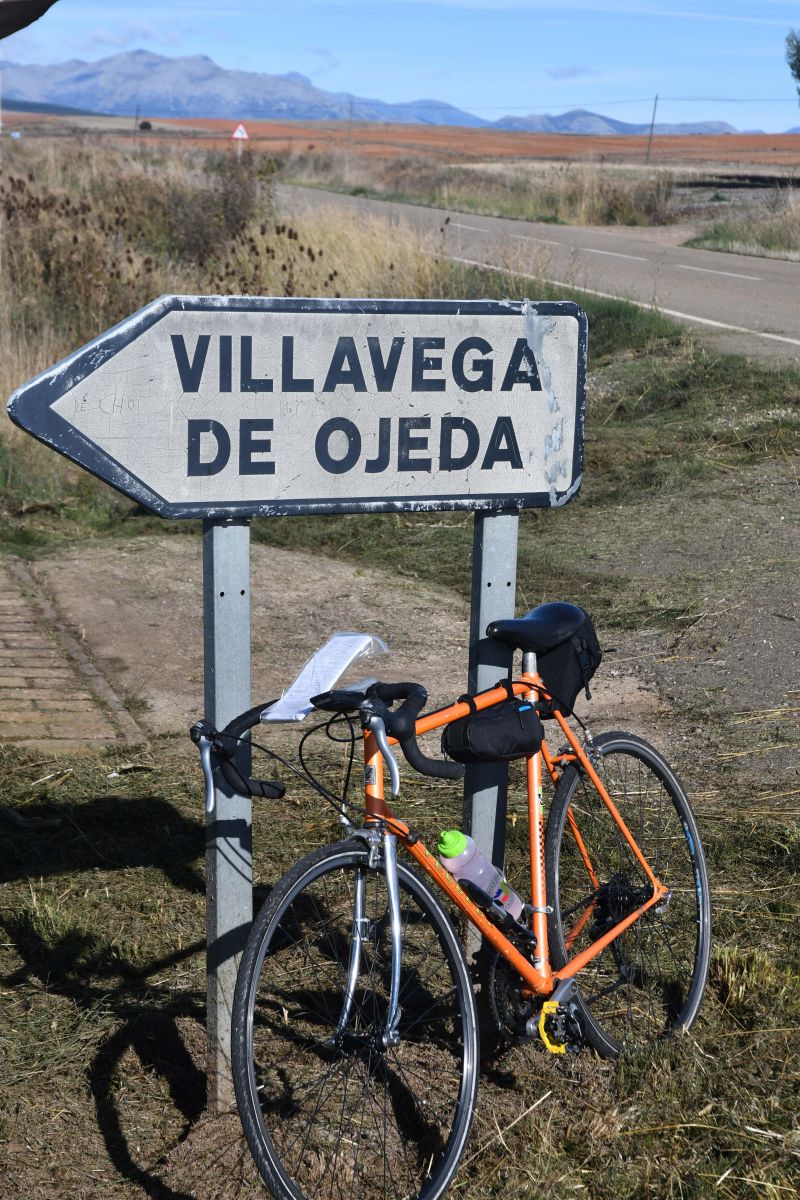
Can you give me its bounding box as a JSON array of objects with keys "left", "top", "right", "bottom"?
[
  {"left": 232, "top": 839, "right": 479, "bottom": 1200},
  {"left": 545, "top": 732, "right": 711, "bottom": 1058}
]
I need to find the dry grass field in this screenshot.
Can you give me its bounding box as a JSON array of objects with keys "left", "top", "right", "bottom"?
[{"left": 9, "top": 108, "right": 800, "bottom": 239}]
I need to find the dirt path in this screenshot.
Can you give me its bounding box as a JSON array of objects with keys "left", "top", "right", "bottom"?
[
  {"left": 0, "top": 447, "right": 793, "bottom": 793},
  {"left": 1, "top": 464, "right": 796, "bottom": 1200},
  {"left": 27, "top": 536, "right": 657, "bottom": 743},
  {"left": 0, "top": 445, "right": 792, "bottom": 783}
]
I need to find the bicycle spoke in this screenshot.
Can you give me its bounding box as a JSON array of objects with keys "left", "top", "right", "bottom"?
[
  {"left": 234, "top": 844, "right": 477, "bottom": 1200},
  {"left": 546, "top": 734, "right": 710, "bottom": 1056}
]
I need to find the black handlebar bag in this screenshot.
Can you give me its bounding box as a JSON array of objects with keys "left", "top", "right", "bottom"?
[{"left": 442, "top": 699, "right": 544, "bottom": 764}]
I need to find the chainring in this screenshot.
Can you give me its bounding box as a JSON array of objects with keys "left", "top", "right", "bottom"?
[{"left": 486, "top": 951, "right": 538, "bottom": 1041}]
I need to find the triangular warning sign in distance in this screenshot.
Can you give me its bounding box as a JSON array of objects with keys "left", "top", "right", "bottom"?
[{"left": 231, "top": 123, "right": 249, "bottom": 140}]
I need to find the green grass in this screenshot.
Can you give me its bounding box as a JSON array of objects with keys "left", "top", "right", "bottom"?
[
  {"left": 6, "top": 257, "right": 796, "bottom": 589},
  {"left": 686, "top": 206, "right": 800, "bottom": 259},
  {"left": 294, "top": 176, "right": 572, "bottom": 226},
  {"left": 4, "top": 325, "right": 797, "bottom": 639},
  {"left": 430, "top": 258, "right": 684, "bottom": 365},
  {"left": 247, "top": 267, "right": 797, "bottom": 626}
]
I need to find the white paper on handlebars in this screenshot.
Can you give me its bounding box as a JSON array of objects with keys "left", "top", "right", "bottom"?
[{"left": 260, "top": 632, "right": 389, "bottom": 722}]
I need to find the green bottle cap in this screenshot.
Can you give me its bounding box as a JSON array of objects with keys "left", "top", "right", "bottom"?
[{"left": 437, "top": 829, "right": 467, "bottom": 859}]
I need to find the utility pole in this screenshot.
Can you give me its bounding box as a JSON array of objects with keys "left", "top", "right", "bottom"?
[
  {"left": 645, "top": 94, "right": 658, "bottom": 163},
  {"left": 345, "top": 98, "right": 353, "bottom": 185}
]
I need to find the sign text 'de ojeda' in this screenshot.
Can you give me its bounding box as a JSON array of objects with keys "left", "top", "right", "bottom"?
[{"left": 8, "top": 298, "right": 587, "bottom": 518}]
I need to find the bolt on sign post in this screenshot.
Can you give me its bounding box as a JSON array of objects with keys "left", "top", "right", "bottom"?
[{"left": 8, "top": 296, "right": 587, "bottom": 1111}]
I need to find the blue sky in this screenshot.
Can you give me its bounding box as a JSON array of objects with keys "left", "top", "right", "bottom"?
[{"left": 2, "top": 1, "right": 800, "bottom": 132}]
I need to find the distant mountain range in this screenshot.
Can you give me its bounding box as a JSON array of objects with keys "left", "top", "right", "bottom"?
[
  {"left": 0, "top": 49, "right": 758, "bottom": 135},
  {"left": 493, "top": 110, "right": 738, "bottom": 136}
]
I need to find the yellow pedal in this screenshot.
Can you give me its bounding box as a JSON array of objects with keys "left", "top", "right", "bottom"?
[{"left": 538, "top": 1000, "right": 567, "bottom": 1054}]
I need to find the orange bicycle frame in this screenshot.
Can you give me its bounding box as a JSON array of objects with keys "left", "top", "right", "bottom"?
[{"left": 362, "top": 669, "right": 669, "bottom": 998}]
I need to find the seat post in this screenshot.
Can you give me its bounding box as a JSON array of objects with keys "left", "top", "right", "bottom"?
[{"left": 522, "top": 650, "right": 537, "bottom": 676}]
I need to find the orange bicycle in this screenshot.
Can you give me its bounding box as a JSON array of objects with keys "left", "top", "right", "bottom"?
[{"left": 191, "top": 602, "right": 711, "bottom": 1200}]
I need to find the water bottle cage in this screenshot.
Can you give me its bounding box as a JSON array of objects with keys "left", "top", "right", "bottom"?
[{"left": 459, "top": 880, "right": 536, "bottom": 943}]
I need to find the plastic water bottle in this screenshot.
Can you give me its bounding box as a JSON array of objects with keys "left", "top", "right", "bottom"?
[{"left": 437, "top": 830, "right": 524, "bottom": 921}]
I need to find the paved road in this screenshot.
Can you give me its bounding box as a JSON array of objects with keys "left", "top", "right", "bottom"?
[{"left": 279, "top": 184, "right": 800, "bottom": 363}]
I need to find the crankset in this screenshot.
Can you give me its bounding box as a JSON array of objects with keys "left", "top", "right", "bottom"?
[{"left": 487, "top": 951, "right": 539, "bottom": 1042}]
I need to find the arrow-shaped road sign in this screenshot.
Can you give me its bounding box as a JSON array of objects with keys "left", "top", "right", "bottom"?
[{"left": 8, "top": 295, "right": 586, "bottom": 520}]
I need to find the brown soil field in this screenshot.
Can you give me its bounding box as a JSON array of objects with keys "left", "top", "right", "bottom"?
[
  {"left": 7, "top": 109, "right": 800, "bottom": 167},
  {"left": 146, "top": 116, "right": 800, "bottom": 166}
]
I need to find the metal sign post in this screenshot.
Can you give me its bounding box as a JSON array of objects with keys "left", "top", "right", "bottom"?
[
  {"left": 203, "top": 518, "right": 251, "bottom": 1110},
  {"left": 464, "top": 509, "right": 519, "bottom": 866},
  {"left": 8, "top": 294, "right": 587, "bottom": 1116}
]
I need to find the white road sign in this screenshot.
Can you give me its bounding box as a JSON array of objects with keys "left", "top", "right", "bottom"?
[
  {"left": 231, "top": 123, "right": 249, "bottom": 140},
  {"left": 8, "top": 297, "right": 586, "bottom": 519}
]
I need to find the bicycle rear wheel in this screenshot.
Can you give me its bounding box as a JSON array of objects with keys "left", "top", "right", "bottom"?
[
  {"left": 232, "top": 839, "right": 479, "bottom": 1200},
  {"left": 545, "top": 732, "right": 711, "bottom": 1057}
]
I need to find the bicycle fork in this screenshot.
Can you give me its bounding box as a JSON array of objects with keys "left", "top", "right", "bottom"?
[{"left": 332, "top": 830, "right": 403, "bottom": 1048}]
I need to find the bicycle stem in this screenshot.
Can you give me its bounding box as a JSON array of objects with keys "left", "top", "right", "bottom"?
[{"left": 366, "top": 714, "right": 401, "bottom": 797}]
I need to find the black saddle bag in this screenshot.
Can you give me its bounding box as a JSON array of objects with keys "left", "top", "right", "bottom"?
[
  {"left": 442, "top": 698, "right": 544, "bottom": 764},
  {"left": 537, "top": 610, "right": 602, "bottom": 718}
]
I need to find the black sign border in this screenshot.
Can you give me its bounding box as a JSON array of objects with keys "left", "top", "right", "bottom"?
[{"left": 8, "top": 296, "right": 587, "bottom": 519}]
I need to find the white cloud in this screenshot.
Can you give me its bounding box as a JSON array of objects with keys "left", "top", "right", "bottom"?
[
  {"left": 78, "top": 22, "right": 188, "bottom": 54},
  {"left": 83, "top": 24, "right": 155, "bottom": 49},
  {"left": 319, "top": 0, "right": 796, "bottom": 25},
  {"left": 306, "top": 46, "right": 340, "bottom": 78},
  {"left": 546, "top": 64, "right": 601, "bottom": 80}
]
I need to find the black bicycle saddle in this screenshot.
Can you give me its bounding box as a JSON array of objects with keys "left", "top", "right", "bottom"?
[{"left": 486, "top": 602, "right": 587, "bottom": 654}]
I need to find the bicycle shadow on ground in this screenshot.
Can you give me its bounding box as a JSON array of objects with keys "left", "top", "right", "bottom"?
[
  {"left": 1, "top": 793, "right": 273, "bottom": 1198},
  {"left": 0, "top": 793, "right": 206, "bottom": 894},
  {"left": 1, "top": 902, "right": 208, "bottom": 1198}
]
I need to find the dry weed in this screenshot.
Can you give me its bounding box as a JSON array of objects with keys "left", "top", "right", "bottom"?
[
  {"left": 688, "top": 186, "right": 800, "bottom": 258},
  {"left": 0, "top": 139, "right": 438, "bottom": 512},
  {"left": 282, "top": 150, "right": 677, "bottom": 226}
]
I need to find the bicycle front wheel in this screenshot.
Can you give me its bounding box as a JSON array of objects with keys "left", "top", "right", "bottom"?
[
  {"left": 545, "top": 732, "right": 711, "bottom": 1057},
  {"left": 232, "top": 839, "right": 479, "bottom": 1200}
]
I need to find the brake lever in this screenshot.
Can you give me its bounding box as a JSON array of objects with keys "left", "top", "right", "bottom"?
[{"left": 199, "top": 737, "right": 216, "bottom": 814}]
